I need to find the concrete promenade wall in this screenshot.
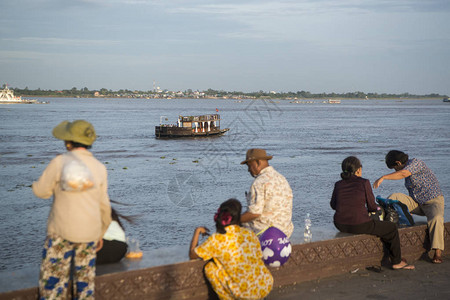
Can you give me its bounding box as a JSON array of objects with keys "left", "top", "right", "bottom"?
[{"left": 2, "top": 223, "right": 449, "bottom": 300}]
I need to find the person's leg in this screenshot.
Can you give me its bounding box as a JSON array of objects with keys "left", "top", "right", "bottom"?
[
  {"left": 370, "top": 220, "right": 402, "bottom": 265},
  {"left": 204, "top": 261, "right": 234, "bottom": 300},
  {"left": 39, "top": 236, "right": 72, "bottom": 299},
  {"left": 336, "top": 221, "right": 413, "bottom": 269},
  {"left": 334, "top": 221, "right": 375, "bottom": 235},
  {"left": 421, "top": 196, "right": 445, "bottom": 262},
  {"left": 388, "top": 193, "right": 422, "bottom": 215},
  {"left": 72, "top": 241, "right": 96, "bottom": 299}
]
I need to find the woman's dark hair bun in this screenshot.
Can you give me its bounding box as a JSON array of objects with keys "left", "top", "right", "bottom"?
[
  {"left": 215, "top": 199, "right": 242, "bottom": 234},
  {"left": 340, "top": 156, "right": 362, "bottom": 180}
]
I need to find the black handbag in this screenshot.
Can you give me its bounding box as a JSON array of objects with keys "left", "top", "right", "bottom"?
[{"left": 384, "top": 205, "right": 399, "bottom": 224}]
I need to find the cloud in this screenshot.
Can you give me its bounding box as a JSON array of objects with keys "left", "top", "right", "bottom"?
[
  {"left": 170, "top": 0, "right": 450, "bottom": 17},
  {"left": 2, "top": 37, "right": 120, "bottom": 47},
  {"left": 0, "top": 50, "right": 47, "bottom": 63},
  {"left": 77, "top": 0, "right": 169, "bottom": 6},
  {"left": 2, "top": 0, "right": 448, "bottom": 93},
  {"left": 169, "top": 1, "right": 450, "bottom": 26},
  {"left": 0, "top": 48, "right": 164, "bottom": 67},
  {"left": 166, "top": 2, "right": 356, "bottom": 42},
  {"left": 167, "top": 0, "right": 449, "bottom": 46}
]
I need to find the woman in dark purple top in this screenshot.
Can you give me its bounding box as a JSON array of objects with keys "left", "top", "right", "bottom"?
[{"left": 331, "top": 156, "right": 414, "bottom": 270}]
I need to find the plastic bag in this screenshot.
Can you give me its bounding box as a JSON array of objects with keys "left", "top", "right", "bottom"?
[
  {"left": 60, "top": 153, "right": 94, "bottom": 192},
  {"left": 376, "top": 196, "right": 414, "bottom": 226},
  {"left": 125, "top": 237, "right": 143, "bottom": 259}
]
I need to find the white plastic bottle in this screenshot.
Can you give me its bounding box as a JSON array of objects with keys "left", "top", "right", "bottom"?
[{"left": 304, "top": 213, "right": 312, "bottom": 243}]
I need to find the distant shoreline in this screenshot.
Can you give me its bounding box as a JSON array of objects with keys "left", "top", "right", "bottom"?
[{"left": 22, "top": 95, "right": 444, "bottom": 101}]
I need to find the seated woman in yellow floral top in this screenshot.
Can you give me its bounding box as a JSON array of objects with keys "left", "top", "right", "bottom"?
[{"left": 189, "top": 199, "right": 273, "bottom": 300}]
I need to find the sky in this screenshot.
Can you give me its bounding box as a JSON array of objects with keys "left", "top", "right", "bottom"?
[{"left": 1, "top": 0, "right": 449, "bottom": 94}]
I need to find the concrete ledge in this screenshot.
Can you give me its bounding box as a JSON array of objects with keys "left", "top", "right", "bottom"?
[{"left": 1, "top": 223, "right": 449, "bottom": 300}]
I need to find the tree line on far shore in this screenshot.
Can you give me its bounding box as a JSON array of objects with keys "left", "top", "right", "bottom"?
[{"left": 5, "top": 85, "right": 447, "bottom": 99}]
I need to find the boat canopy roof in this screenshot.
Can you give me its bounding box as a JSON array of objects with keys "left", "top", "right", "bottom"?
[{"left": 179, "top": 114, "right": 221, "bottom": 122}]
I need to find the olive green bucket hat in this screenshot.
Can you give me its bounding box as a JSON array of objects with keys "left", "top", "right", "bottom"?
[{"left": 52, "top": 120, "right": 97, "bottom": 146}]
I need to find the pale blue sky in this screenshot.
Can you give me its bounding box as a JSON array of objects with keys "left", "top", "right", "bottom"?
[{"left": 1, "top": 0, "right": 449, "bottom": 94}]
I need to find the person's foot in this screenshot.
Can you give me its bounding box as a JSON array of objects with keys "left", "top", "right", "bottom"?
[
  {"left": 392, "top": 260, "right": 415, "bottom": 270},
  {"left": 432, "top": 249, "right": 443, "bottom": 264}
]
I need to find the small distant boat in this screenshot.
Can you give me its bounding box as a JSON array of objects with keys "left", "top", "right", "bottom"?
[
  {"left": 155, "top": 114, "right": 230, "bottom": 138},
  {"left": 0, "top": 86, "right": 38, "bottom": 104},
  {"left": 290, "top": 100, "right": 315, "bottom": 104},
  {"left": 443, "top": 96, "right": 450, "bottom": 103},
  {"left": 323, "top": 99, "right": 341, "bottom": 104}
]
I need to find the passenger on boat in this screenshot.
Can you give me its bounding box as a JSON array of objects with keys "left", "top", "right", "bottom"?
[
  {"left": 373, "top": 150, "right": 445, "bottom": 264},
  {"left": 240, "top": 149, "right": 294, "bottom": 238}
]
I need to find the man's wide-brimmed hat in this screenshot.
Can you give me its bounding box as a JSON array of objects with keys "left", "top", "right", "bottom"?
[
  {"left": 241, "top": 148, "right": 273, "bottom": 164},
  {"left": 52, "top": 120, "right": 97, "bottom": 146}
]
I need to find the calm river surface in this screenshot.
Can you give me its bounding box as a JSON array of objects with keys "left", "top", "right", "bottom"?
[{"left": 0, "top": 98, "right": 449, "bottom": 271}]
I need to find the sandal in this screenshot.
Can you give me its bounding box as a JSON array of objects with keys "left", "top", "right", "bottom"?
[
  {"left": 432, "top": 256, "right": 443, "bottom": 264},
  {"left": 392, "top": 261, "right": 415, "bottom": 270},
  {"left": 366, "top": 266, "right": 382, "bottom": 273}
]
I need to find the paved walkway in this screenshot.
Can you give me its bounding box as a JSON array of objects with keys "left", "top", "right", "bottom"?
[
  {"left": 1, "top": 255, "right": 448, "bottom": 299},
  {"left": 268, "top": 255, "right": 450, "bottom": 300}
]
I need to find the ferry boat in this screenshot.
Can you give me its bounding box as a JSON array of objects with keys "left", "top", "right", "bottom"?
[
  {"left": 323, "top": 99, "right": 341, "bottom": 104},
  {"left": 155, "top": 114, "right": 230, "bottom": 138},
  {"left": 0, "top": 86, "right": 38, "bottom": 104},
  {"left": 443, "top": 96, "right": 450, "bottom": 103}
]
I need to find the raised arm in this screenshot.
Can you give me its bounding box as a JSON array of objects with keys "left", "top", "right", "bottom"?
[
  {"left": 373, "top": 169, "right": 412, "bottom": 189},
  {"left": 32, "top": 156, "right": 60, "bottom": 199},
  {"left": 240, "top": 211, "right": 261, "bottom": 223},
  {"left": 189, "top": 227, "right": 209, "bottom": 259}
]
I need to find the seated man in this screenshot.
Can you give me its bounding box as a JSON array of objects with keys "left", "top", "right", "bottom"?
[{"left": 240, "top": 148, "right": 294, "bottom": 238}]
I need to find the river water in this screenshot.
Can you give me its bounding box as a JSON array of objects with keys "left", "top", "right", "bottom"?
[{"left": 0, "top": 97, "right": 449, "bottom": 271}]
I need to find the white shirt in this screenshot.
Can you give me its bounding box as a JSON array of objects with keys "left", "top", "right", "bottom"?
[
  {"left": 246, "top": 166, "right": 294, "bottom": 237},
  {"left": 103, "top": 220, "right": 126, "bottom": 242}
]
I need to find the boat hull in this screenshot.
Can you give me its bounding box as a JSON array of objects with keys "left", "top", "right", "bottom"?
[
  {"left": 155, "top": 126, "right": 229, "bottom": 138},
  {"left": 0, "top": 100, "right": 37, "bottom": 104}
]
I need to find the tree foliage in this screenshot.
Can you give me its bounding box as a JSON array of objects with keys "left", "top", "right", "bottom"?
[{"left": 8, "top": 86, "right": 447, "bottom": 99}]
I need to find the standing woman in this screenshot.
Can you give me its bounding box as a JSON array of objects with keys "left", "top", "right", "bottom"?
[
  {"left": 32, "top": 120, "right": 112, "bottom": 299},
  {"left": 373, "top": 150, "right": 445, "bottom": 264},
  {"left": 331, "top": 156, "right": 414, "bottom": 270},
  {"left": 189, "top": 199, "right": 273, "bottom": 300}
]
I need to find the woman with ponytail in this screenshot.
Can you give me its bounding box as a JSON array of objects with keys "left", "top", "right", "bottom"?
[
  {"left": 330, "top": 156, "right": 414, "bottom": 270},
  {"left": 96, "top": 203, "right": 136, "bottom": 265},
  {"left": 189, "top": 199, "right": 273, "bottom": 299}
]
